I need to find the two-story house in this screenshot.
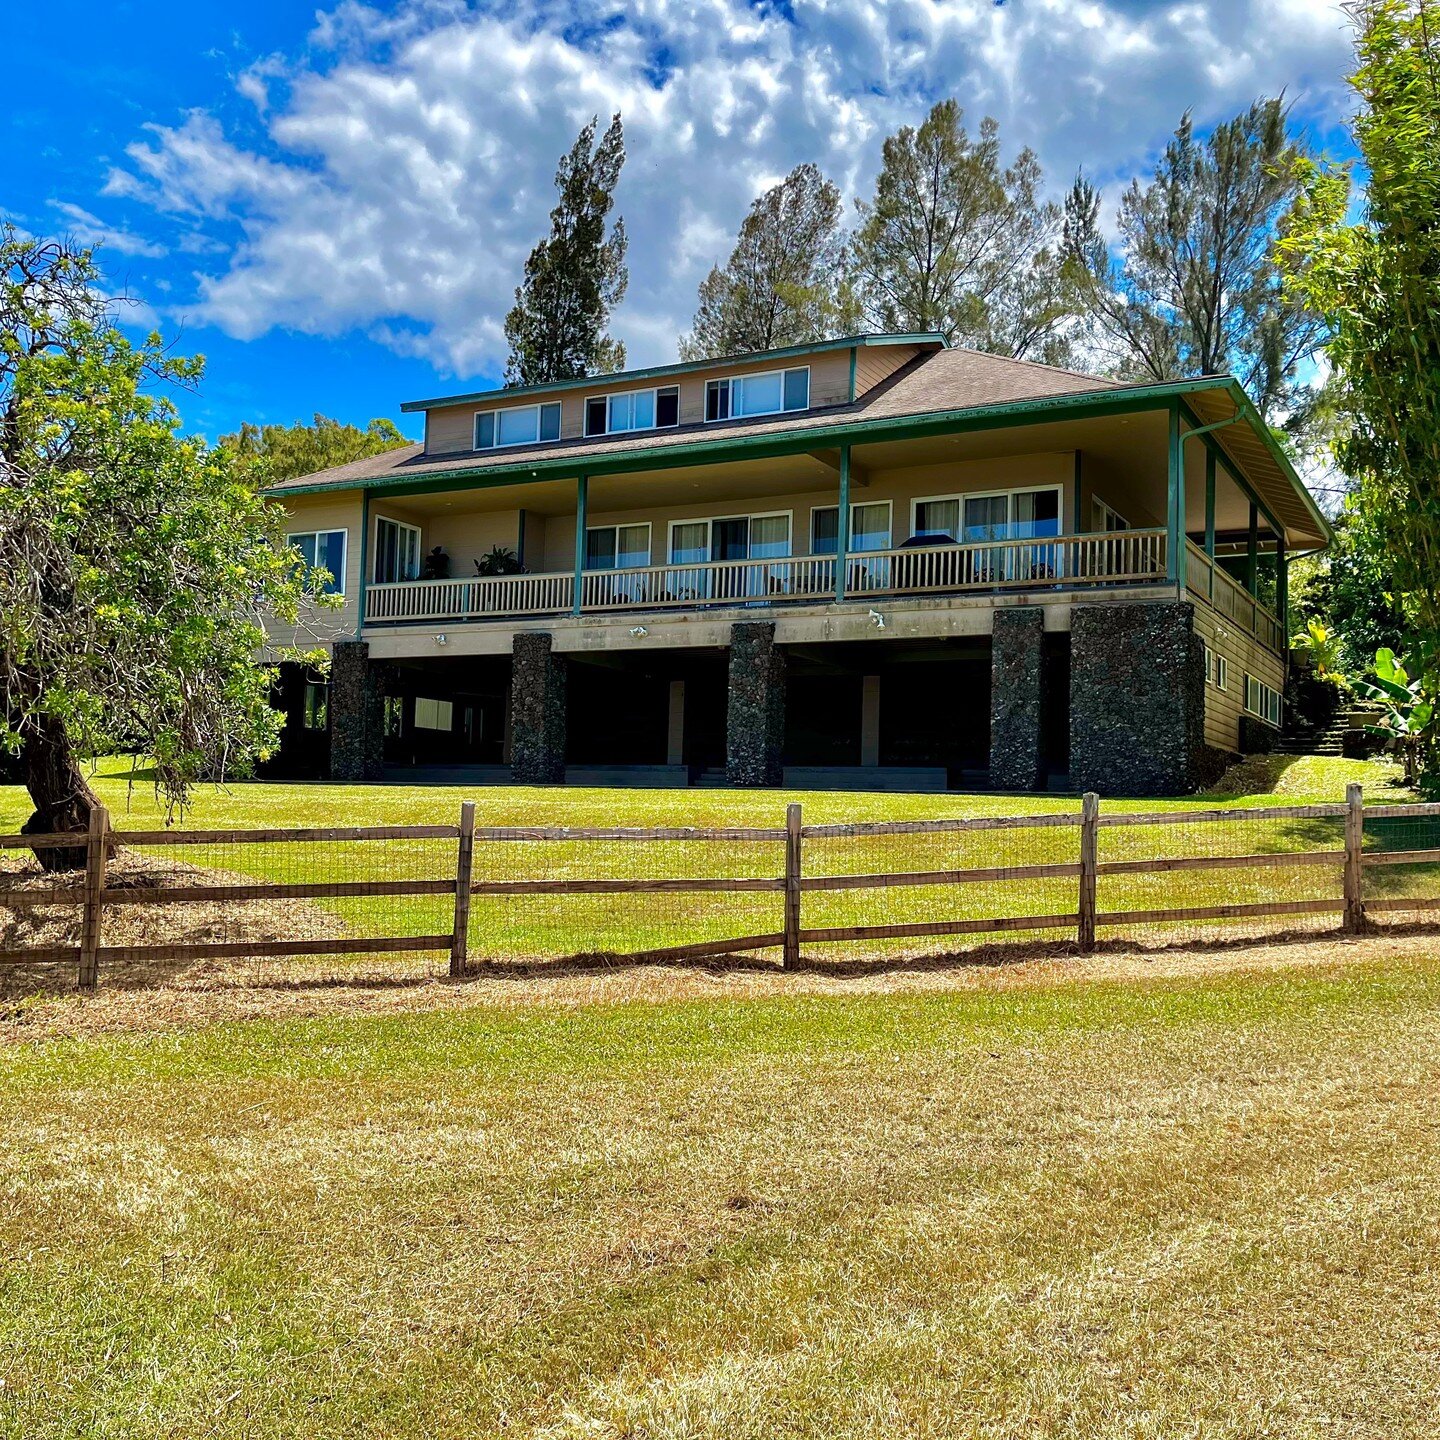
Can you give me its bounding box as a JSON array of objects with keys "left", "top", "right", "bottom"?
[{"left": 264, "top": 333, "right": 1328, "bottom": 794}]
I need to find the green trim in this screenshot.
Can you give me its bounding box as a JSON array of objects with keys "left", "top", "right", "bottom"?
[
  {"left": 847, "top": 346, "right": 858, "bottom": 403},
  {"left": 279, "top": 378, "right": 1232, "bottom": 500},
  {"left": 399, "top": 333, "right": 947, "bottom": 413},
  {"left": 1277, "top": 534, "right": 1290, "bottom": 650},
  {"left": 1203, "top": 451, "right": 1217, "bottom": 559},
  {"left": 572, "top": 476, "right": 588, "bottom": 618},
  {"left": 356, "top": 489, "right": 371, "bottom": 635},
  {"left": 1177, "top": 397, "right": 1286, "bottom": 541},
  {"left": 1246, "top": 504, "right": 1259, "bottom": 595},
  {"left": 1166, "top": 402, "right": 1184, "bottom": 589},
  {"left": 835, "top": 446, "right": 852, "bottom": 603}
]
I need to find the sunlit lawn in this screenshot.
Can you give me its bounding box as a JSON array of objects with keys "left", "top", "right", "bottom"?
[
  {"left": 1, "top": 754, "right": 1434, "bottom": 962},
  {"left": 5, "top": 951, "right": 1440, "bottom": 1437}
]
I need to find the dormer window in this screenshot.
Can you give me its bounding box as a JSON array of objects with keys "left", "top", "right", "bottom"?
[
  {"left": 705, "top": 367, "right": 809, "bottom": 422},
  {"left": 474, "top": 400, "right": 562, "bottom": 450},
  {"left": 584, "top": 385, "right": 680, "bottom": 437}
]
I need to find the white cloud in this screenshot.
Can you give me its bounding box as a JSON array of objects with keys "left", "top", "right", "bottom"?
[
  {"left": 106, "top": 0, "right": 1355, "bottom": 378},
  {"left": 47, "top": 200, "right": 167, "bottom": 258}
]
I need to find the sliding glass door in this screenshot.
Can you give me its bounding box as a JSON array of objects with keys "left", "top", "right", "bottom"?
[{"left": 667, "top": 513, "right": 792, "bottom": 601}]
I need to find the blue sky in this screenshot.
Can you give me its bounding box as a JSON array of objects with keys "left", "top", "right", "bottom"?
[{"left": 8, "top": 0, "right": 1359, "bottom": 444}]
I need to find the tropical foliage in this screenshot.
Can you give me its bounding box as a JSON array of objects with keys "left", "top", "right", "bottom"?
[{"left": 220, "top": 413, "right": 410, "bottom": 482}]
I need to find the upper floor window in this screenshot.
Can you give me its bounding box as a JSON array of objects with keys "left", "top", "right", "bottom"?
[
  {"left": 289, "top": 529, "right": 347, "bottom": 595},
  {"left": 474, "top": 401, "right": 562, "bottom": 450},
  {"left": 705, "top": 367, "right": 809, "bottom": 422},
  {"left": 1245, "top": 675, "right": 1282, "bottom": 727},
  {"left": 584, "top": 386, "right": 679, "bottom": 437},
  {"left": 373, "top": 516, "right": 421, "bottom": 584},
  {"left": 810, "top": 501, "right": 893, "bottom": 555},
  {"left": 585, "top": 523, "right": 651, "bottom": 570}
]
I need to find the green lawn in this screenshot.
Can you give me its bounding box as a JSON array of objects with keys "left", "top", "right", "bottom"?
[
  {"left": 3, "top": 754, "right": 1436, "bottom": 968},
  {"left": 5, "top": 952, "right": 1440, "bottom": 1437}
]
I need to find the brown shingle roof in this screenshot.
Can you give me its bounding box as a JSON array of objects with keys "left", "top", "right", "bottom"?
[{"left": 268, "top": 346, "right": 1120, "bottom": 494}]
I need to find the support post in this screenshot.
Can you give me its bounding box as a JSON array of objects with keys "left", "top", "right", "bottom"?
[
  {"left": 835, "top": 445, "right": 852, "bottom": 602},
  {"left": 1246, "top": 503, "right": 1259, "bottom": 597},
  {"left": 1078, "top": 791, "right": 1099, "bottom": 953},
  {"left": 572, "top": 474, "right": 588, "bottom": 617},
  {"left": 1166, "top": 403, "right": 1184, "bottom": 591},
  {"left": 1203, "top": 450, "right": 1216, "bottom": 561},
  {"left": 1343, "top": 782, "right": 1366, "bottom": 935},
  {"left": 450, "top": 800, "right": 477, "bottom": 977},
  {"left": 783, "top": 802, "right": 803, "bottom": 970},
  {"left": 78, "top": 804, "right": 109, "bottom": 991},
  {"left": 1276, "top": 534, "right": 1289, "bottom": 644}
]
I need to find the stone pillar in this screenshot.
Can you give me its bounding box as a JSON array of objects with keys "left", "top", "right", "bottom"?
[
  {"left": 329, "top": 640, "right": 387, "bottom": 781},
  {"left": 989, "top": 607, "right": 1045, "bottom": 791},
  {"left": 510, "top": 632, "right": 567, "bottom": 784},
  {"left": 1069, "top": 602, "right": 1207, "bottom": 796},
  {"left": 726, "top": 621, "right": 786, "bottom": 786}
]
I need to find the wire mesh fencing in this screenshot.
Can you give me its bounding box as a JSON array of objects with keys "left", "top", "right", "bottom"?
[{"left": 3, "top": 786, "right": 1439, "bottom": 992}]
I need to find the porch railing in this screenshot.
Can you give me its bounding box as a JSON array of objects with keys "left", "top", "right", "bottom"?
[
  {"left": 363, "top": 528, "right": 1170, "bottom": 627},
  {"left": 1184, "top": 540, "right": 1284, "bottom": 651}
]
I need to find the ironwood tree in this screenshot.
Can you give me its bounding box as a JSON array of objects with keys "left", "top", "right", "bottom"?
[
  {"left": 503, "top": 114, "right": 629, "bottom": 385},
  {"left": 0, "top": 225, "right": 325, "bottom": 864},
  {"left": 1280, "top": 0, "right": 1440, "bottom": 788},
  {"left": 1063, "top": 98, "right": 1335, "bottom": 430},
  {"left": 680, "top": 164, "right": 856, "bottom": 361},
  {"left": 849, "top": 100, "right": 1074, "bottom": 365}
]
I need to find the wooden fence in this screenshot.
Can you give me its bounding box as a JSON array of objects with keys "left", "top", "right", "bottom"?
[{"left": 3, "top": 784, "right": 1439, "bottom": 991}]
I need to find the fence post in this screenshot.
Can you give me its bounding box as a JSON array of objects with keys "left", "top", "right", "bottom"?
[
  {"left": 1078, "top": 791, "right": 1099, "bottom": 953},
  {"left": 783, "top": 802, "right": 803, "bottom": 970},
  {"left": 1343, "top": 782, "right": 1365, "bottom": 935},
  {"left": 450, "top": 800, "right": 477, "bottom": 977},
  {"left": 78, "top": 804, "right": 109, "bottom": 991}
]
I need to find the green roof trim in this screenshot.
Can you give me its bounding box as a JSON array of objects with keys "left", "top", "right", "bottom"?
[{"left": 397, "top": 333, "right": 947, "bottom": 413}]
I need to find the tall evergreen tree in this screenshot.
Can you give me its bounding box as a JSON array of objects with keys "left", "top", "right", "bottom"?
[
  {"left": 680, "top": 164, "right": 855, "bottom": 361},
  {"left": 1063, "top": 99, "right": 1332, "bottom": 426},
  {"left": 849, "top": 101, "right": 1073, "bottom": 365},
  {"left": 504, "top": 114, "right": 628, "bottom": 385}
]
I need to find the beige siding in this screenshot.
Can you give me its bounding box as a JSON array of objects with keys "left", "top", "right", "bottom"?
[
  {"left": 853, "top": 343, "right": 919, "bottom": 398},
  {"left": 538, "top": 451, "right": 1078, "bottom": 571},
  {"left": 422, "top": 348, "right": 867, "bottom": 457},
  {"left": 271, "top": 491, "right": 365, "bottom": 650},
  {"left": 1193, "top": 604, "right": 1285, "bottom": 752},
  {"left": 425, "top": 508, "right": 523, "bottom": 573}
]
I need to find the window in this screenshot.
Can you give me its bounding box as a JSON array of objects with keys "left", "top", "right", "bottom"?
[
  {"left": 585, "top": 523, "right": 651, "bottom": 570},
  {"left": 911, "top": 488, "right": 1062, "bottom": 545},
  {"left": 1245, "top": 675, "right": 1282, "bottom": 726},
  {"left": 302, "top": 681, "right": 328, "bottom": 731},
  {"left": 1093, "top": 497, "right": 1130, "bottom": 532},
  {"left": 1204, "top": 646, "right": 1228, "bottom": 689},
  {"left": 705, "top": 367, "right": 809, "bottom": 421},
  {"left": 810, "top": 502, "right": 892, "bottom": 555},
  {"left": 413, "top": 697, "right": 454, "bottom": 731},
  {"left": 584, "top": 386, "right": 679, "bottom": 437},
  {"left": 373, "top": 517, "right": 421, "bottom": 584},
  {"left": 474, "top": 401, "right": 562, "bottom": 450},
  {"left": 668, "top": 512, "right": 792, "bottom": 564},
  {"left": 288, "top": 529, "right": 347, "bottom": 595}
]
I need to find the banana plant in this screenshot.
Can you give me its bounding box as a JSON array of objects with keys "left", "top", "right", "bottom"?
[
  {"left": 1358, "top": 649, "right": 1434, "bottom": 788},
  {"left": 1290, "top": 618, "right": 1344, "bottom": 676}
]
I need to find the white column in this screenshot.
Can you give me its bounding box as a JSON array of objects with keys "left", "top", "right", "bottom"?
[
  {"left": 861, "top": 674, "right": 881, "bottom": 767},
  {"left": 666, "top": 679, "right": 686, "bottom": 766}
]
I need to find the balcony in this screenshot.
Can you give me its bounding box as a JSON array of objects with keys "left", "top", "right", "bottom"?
[{"left": 364, "top": 529, "right": 1172, "bottom": 625}]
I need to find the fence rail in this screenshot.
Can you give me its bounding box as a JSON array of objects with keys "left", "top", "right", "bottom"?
[{"left": 3, "top": 784, "right": 1438, "bottom": 989}]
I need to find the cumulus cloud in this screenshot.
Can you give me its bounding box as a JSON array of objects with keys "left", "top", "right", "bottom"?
[
  {"left": 47, "top": 200, "right": 167, "bottom": 259},
  {"left": 105, "top": 0, "right": 1354, "bottom": 377}
]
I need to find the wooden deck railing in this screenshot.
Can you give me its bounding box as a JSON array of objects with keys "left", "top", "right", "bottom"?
[
  {"left": 1184, "top": 540, "right": 1284, "bottom": 651},
  {"left": 363, "top": 529, "right": 1171, "bottom": 627}
]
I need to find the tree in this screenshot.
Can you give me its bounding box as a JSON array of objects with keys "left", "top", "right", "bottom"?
[
  {"left": 503, "top": 114, "right": 628, "bottom": 386},
  {"left": 221, "top": 414, "right": 410, "bottom": 483},
  {"left": 0, "top": 225, "right": 325, "bottom": 864},
  {"left": 1063, "top": 99, "right": 1335, "bottom": 427},
  {"left": 1280, "top": 0, "right": 1440, "bottom": 788},
  {"left": 849, "top": 101, "right": 1074, "bottom": 364},
  {"left": 680, "top": 164, "right": 856, "bottom": 361}
]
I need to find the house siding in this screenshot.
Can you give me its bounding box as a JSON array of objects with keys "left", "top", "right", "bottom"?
[
  {"left": 1193, "top": 603, "right": 1285, "bottom": 752},
  {"left": 272, "top": 490, "right": 366, "bottom": 649}
]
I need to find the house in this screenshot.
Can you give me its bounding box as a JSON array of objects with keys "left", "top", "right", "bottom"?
[{"left": 263, "top": 333, "right": 1328, "bottom": 795}]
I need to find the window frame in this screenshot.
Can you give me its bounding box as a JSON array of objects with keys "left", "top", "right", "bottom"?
[
  {"left": 704, "top": 366, "right": 811, "bottom": 423},
  {"left": 301, "top": 680, "right": 329, "bottom": 731},
  {"left": 909, "top": 486, "right": 1065, "bottom": 545},
  {"left": 287, "top": 528, "right": 348, "bottom": 596},
  {"left": 583, "top": 385, "right": 680, "bottom": 438},
  {"left": 473, "top": 400, "right": 563, "bottom": 451},
  {"left": 583, "top": 521, "right": 653, "bottom": 571},
  {"left": 1244, "top": 674, "right": 1282, "bottom": 726},
  {"left": 808, "top": 500, "right": 894, "bottom": 555},
  {"left": 413, "top": 696, "right": 455, "bottom": 732},
  {"left": 372, "top": 515, "right": 422, "bottom": 585},
  {"left": 1092, "top": 496, "right": 1131, "bottom": 532},
  {"left": 666, "top": 509, "right": 794, "bottom": 564}
]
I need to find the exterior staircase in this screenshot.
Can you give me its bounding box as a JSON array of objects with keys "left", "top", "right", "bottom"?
[{"left": 1273, "top": 703, "right": 1380, "bottom": 759}]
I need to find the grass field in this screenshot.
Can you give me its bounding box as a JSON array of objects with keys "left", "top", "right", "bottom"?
[
  {"left": 6, "top": 943, "right": 1440, "bottom": 1437},
  {"left": 3, "top": 753, "right": 1437, "bottom": 977}
]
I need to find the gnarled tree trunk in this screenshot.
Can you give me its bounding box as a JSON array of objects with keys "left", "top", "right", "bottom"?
[{"left": 19, "top": 714, "right": 98, "bottom": 871}]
